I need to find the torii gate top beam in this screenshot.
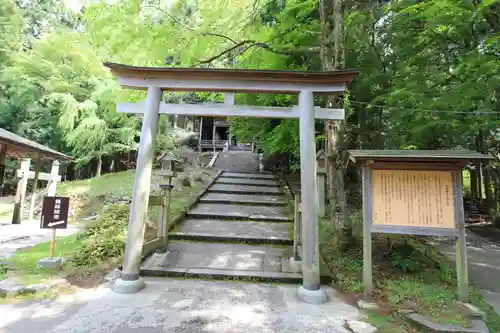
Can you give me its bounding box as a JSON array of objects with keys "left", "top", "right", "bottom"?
[{"left": 104, "top": 62, "right": 359, "bottom": 94}]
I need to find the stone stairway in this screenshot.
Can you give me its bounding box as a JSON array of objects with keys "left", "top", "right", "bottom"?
[
  {"left": 212, "top": 151, "right": 260, "bottom": 173},
  {"left": 141, "top": 171, "right": 301, "bottom": 283}
]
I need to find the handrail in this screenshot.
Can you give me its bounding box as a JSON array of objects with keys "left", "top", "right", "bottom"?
[{"left": 207, "top": 152, "right": 220, "bottom": 168}]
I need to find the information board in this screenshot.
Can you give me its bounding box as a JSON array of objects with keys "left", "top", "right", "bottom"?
[{"left": 371, "top": 169, "right": 455, "bottom": 229}]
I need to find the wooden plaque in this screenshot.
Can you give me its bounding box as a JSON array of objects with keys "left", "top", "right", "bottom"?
[{"left": 371, "top": 169, "right": 455, "bottom": 229}]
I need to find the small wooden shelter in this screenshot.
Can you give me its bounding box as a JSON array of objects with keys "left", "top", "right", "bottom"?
[
  {"left": 0, "top": 128, "right": 71, "bottom": 223},
  {"left": 0, "top": 128, "right": 71, "bottom": 161}
]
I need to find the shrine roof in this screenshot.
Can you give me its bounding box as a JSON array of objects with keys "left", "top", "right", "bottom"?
[{"left": 0, "top": 128, "right": 72, "bottom": 161}]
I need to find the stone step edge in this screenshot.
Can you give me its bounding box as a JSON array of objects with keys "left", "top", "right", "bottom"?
[
  {"left": 186, "top": 212, "right": 293, "bottom": 222},
  {"left": 140, "top": 266, "right": 302, "bottom": 284},
  {"left": 220, "top": 175, "right": 276, "bottom": 180},
  {"left": 169, "top": 232, "right": 293, "bottom": 245},
  {"left": 215, "top": 180, "right": 281, "bottom": 188},
  {"left": 198, "top": 198, "right": 287, "bottom": 206},
  {"left": 207, "top": 189, "right": 285, "bottom": 196}
]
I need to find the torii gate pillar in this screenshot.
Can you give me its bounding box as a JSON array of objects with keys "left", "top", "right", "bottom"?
[
  {"left": 297, "top": 90, "right": 328, "bottom": 304},
  {"left": 113, "top": 86, "right": 161, "bottom": 294}
]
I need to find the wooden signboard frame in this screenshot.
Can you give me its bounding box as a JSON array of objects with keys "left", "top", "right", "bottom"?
[
  {"left": 351, "top": 150, "right": 492, "bottom": 303},
  {"left": 362, "top": 164, "right": 468, "bottom": 301}
]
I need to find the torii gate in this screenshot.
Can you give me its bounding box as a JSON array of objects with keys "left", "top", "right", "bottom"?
[{"left": 105, "top": 63, "right": 358, "bottom": 304}]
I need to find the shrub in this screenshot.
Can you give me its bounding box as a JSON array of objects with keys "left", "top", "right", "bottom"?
[
  {"left": 192, "top": 170, "right": 204, "bottom": 182},
  {"left": 180, "top": 175, "right": 192, "bottom": 187},
  {"left": 68, "top": 204, "right": 129, "bottom": 269}
]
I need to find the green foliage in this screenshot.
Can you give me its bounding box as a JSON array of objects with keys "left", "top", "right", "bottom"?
[
  {"left": 9, "top": 234, "right": 80, "bottom": 272},
  {"left": 1, "top": 0, "right": 499, "bottom": 177},
  {"left": 390, "top": 251, "right": 422, "bottom": 273},
  {"left": 0, "top": 0, "right": 23, "bottom": 66},
  {"left": 68, "top": 204, "right": 129, "bottom": 268}
]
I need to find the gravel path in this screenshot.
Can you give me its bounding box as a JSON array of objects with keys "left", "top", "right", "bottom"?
[
  {"left": 430, "top": 230, "right": 500, "bottom": 315},
  {"left": 0, "top": 221, "right": 80, "bottom": 261},
  {"left": 0, "top": 278, "right": 362, "bottom": 333}
]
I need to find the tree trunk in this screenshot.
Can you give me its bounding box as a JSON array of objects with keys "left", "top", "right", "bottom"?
[
  {"left": 495, "top": 170, "right": 500, "bottom": 215},
  {"left": 476, "top": 161, "right": 482, "bottom": 201},
  {"left": 470, "top": 168, "right": 478, "bottom": 200},
  {"left": 320, "top": 0, "right": 335, "bottom": 217},
  {"left": 475, "top": 133, "right": 483, "bottom": 202},
  {"left": 96, "top": 155, "right": 103, "bottom": 177},
  {"left": 484, "top": 163, "right": 494, "bottom": 211},
  {"left": 478, "top": 130, "right": 493, "bottom": 210},
  {"left": 320, "top": 0, "right": 347, "bottom": 249}
]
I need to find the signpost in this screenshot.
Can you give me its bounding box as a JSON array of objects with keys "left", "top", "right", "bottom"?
[
  {"left": 350, "top": 150, "right": 492, "bottom": 303},
  {"left": 40, "top": 196, "right": 69, "bottom": 258}
]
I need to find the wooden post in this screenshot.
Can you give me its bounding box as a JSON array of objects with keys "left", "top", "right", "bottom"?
[
  {"left": 116, "top": 86, "right": 161, "bottom": 294},
  {"left": 293, "top": 193, "right": 301, "bottom": 260},
  {"left": 163, "top": 178, "right": 173, "bottom": 250},
  {"left": 470, "top": 168, "right": 478, "bottom": 200},
  {"left": 157, "top": 175, "right": 173, "bottom": 250},
  {"left": 0, "top": 144, "right": 6, "bottom": 196},
  {"left": 157, "top": 186, "right": 167, "bottom": 239},
  {"left": 212, "top": 118, "right": 216, "bottom": 153},
  {"left": 47, "top": 160, "right": 59, "bottom": 259},
  {"left": 362, "top": 165, "right": 373, "bottom": 299},
  {"left": 198, "top": 117, "right": 203, "bottom": 152},
  {"left": 50, "top": 229, "right": 56, "bottom": 258},
  {"left": 316, "top": 161, "right": 325, "bottom": 218},
  {"left": 477, "top": 161, "right": 483, "bottom": 203},
  {"left": 12, "top": 158, "right": 31, "bottom": 224},
  {"left": 224, "top": 93, "right": 234, "bottom": 148},
  {"left": 28, "top": 155, "right": 41, "bottom": 221},
  {"left": 454, "top": 170, "right": 469, "bottom": 302},
  {"left": 484, "top": 162, "right": 494, "bottom": 212},
  {"left": 47, "top": 161, "right": 59, "bottom": 196}
]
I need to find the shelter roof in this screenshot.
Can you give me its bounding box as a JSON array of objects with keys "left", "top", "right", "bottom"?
[
  {"left": 0, "top": 128, "right": 72, "bottom": 161},
  {"left": 349, "top": 150, "right": 492, "bottom": 164}
]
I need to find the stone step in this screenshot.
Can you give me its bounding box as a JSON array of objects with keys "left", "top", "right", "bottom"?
[
  {"left": 187, "top": 203, "right": 291, "bottom": 222},
  {"left": 215, "top": 177, "right": 280, "bottom": 187},
  {"left": 208, "top": 184, "right": 284, "bottom": 195},
  {"left": 170, "top": 219, "right": 292, "bottom": 245},
  {"left": 221, "top": 172, "right": 276, "bottom": 180},
  {"left": 141, "top": 241, "right": 300, "bottom": 283},
  {"left": 199, "top": 193, "right": 287, "bottom": 206},
  {"left": 141, "top": 266, "right": 302, "bottom": 283},
  {"left": 169, "top": 232, "right": 293, "bottom": 245}
]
